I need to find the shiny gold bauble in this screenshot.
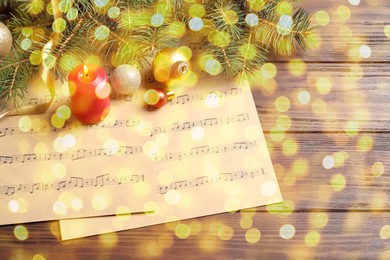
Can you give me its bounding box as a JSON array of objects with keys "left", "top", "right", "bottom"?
[
  {"left": 0, "top": 22, "right": 12, "bottom": 58},
  {"left": 152, "top": 48, "right": 191, "bottom": 84}
]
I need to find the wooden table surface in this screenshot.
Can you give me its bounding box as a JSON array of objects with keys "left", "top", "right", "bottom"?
[{"left": 1, "top": 1, "right": 389, "bottom": 259}]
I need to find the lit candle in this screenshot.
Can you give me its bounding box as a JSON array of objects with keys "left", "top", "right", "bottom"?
[{"left": 68, "top": 64, "right": 111, "bottom": 124}]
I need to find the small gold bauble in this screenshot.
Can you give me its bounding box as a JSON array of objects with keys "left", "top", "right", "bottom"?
[
  {"left": 111, "top": 64, "right": 141, "bottom": 95},
  {"left": 0, "top": 22, "right": 13, "bottom": 59}
]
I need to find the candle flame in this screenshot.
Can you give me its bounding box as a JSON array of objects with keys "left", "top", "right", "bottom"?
[{"left": 83, "top": 65, "right": 89, "bottom": 77}]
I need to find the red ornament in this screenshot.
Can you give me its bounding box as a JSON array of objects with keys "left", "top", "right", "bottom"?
[
  {"left": 68, "top": 64, "right": 111, "bottom": 124},
  {"left": 144, "top": 88, "right": 175, "bottom": 109}
]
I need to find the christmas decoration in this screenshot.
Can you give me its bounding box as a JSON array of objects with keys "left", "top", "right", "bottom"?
[
  {"left": 68, "top": 64, "right": 111, "bottom": 124},
  {"left": 0, "top": 22, "right": 12, "bottom": 59},
  {"left": 111, "top": 64, "right": 141, "bottom": 95},
  {"left": 153, "top": 47, "right": 191, "bottom": 84},
  {"left": 0, "top": 0, "right": 316, "bottom": 112},
  {"left": 144, "top": 88, "right": 175, "bottom": 109}
]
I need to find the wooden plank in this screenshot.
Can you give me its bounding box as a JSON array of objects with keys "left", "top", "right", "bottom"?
[
  {"left": 270, "top": 1, "right": 390, "bottom": 62},
  {"left": 0, "top": 212, "right": 388, "bottom": 259},
  {"left": 252, "top": 62, "right": 390, "bottom": 132},
  {"left": 262, "top": 132, "right": 390, "bottom": 211}
]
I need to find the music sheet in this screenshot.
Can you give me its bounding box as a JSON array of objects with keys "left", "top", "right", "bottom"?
[{"left": 58, "top": 77, "right": 283, "bottom": 240}]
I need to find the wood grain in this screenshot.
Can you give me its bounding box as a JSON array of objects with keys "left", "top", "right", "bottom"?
[{"left": 1, "top": 0, "right": 390, "bottom": 258}]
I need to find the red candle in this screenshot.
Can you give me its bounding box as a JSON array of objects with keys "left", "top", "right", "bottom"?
[{"left": 68, "top": 64, "right": 111, "bottom": 124}]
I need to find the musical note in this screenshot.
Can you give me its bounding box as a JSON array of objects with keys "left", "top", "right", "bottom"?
[
  {"left": 149, "top": 113, "right": 250, "bottom": 137},
  {"left": 157, "top": 168, "right": 266, "bottom": 195},
  {"left": 0, "top": 146, "right": 143, "bottom": 165},
  {"left": 170, "top": 87, "right": 242, "bottom": 106},
  {"left": 0, "top": 173, "right": 145, "bottom": 197},
  {"left": 153, "top": 141, "right": 257, "bottom": 163}
]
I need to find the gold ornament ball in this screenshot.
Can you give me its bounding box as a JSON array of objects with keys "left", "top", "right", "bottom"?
[
  {"left": 0, "top": 22, "right": 12, "bottom": 58},
  {"left": 111, "top": 64, "right": 141, "bottom": 95}
]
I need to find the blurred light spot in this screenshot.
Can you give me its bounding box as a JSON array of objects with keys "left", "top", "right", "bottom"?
[
  {"left": 8, "top": 200, "right": 20, "bottom": 213},
  {"left": 357, "top": 136, "right": 373, "bottom": 151},
  {"left": 151, "top": 13, "right": 164, "bottom": 27},
  {"left": 63, "top": 134, "right": 76, "bottom": 148},
  {"left": 267, "top": 200, "right": 295, "bottom": 216},
  {"left": 277, "top": 15, "right": 293, "bottom": 36},
  {"left": 155, "top": 134, "right": 169, "bottom": 147},
  {"left": 218, "top": 225, "right": 234, "bottom": 240},
  {"left": 372, "top": 162, "right": 385, "bottom": 177},
  {"left": 313, "top": 213, "right": 329, "bottom": 228},
  {"left": 165, "top": 190, "right": 181, "bottom": 205},
  {"left": 137, "top": 121, "right": 153, "bottom": 137},
  {"left": 95, "top": 82, "right": 111, "bottom": 99},
  {"left": 311, "top": 98, "right": 327, "bottom": 115},
  {"left": 276, "top": 115, "right": 291, "bottom": 131},
  {"left": 224, "top": 198, "right": 240, "bottom": 212},
  {"left": 14, "top": 225, "right": 29, "bottom": 240},
  {"left": 51, "top": 114, "right": 65, "bottom": 129},
  {"left": 245, "top": 13, "right": 259, "bottom": 27},
  {"left": 143, "top": 140, "right": 160, "bottom": 159},
  {"left": 385, "top": 25, "right": 390, "bottom": 38},
  {"left": 191, "top": 126, "right": 205, "bottom": 141},
  {"left": 261, "top": 180, "right": 277, "bottom": 197},
  {"left": 359, "top": 45, "right": 371, "bottom": 58},
  {"left": 331, "top": 174, "right": 346, "bottom": 192},
  {"left": 116, "top": 206, "right": 131, "bottom": 220},
  {"left": 19, "top": 116, "right": 32, "bottom": 132},
  {"left": 189, "top": 17, "right": 204, "bottom": 31},
  {"left": 205, "top": 59, "right": 222, "bottom": 75},
  {"left": 279, "top": 224, "right": 296, "bottom": 240},
  {"left": 16, "top": 198, "right": 28, "bottom": 214},
  {"left": 337, "top": 6, "right": 351, "bottom": 21},
  {"left": 282, "top": 139, "right": 298, "bottom": 156},
  {"left": 261, "top": 63, "right": 277, "bottom": 78},
  {"left": 158, "top": 233, "right": 174, "bottom": 249},
  {"left": 240, "top": 216, "right": 253, "bottom": 229},
  {"left": 315, "top": 11, "right": 330, "bottom": 26},
  {"left": 275, "top": 96, "right": 290, "bottom": 112},
  {"left": 94, "top": 0, "right": 108, "bottom": 8},
  {"left": 345, "top": 121, "right": 359, "bottom": 136},
  {"left": 71, "top": 197, "right": 83, "bottom": 211},
  {"left": 305, "top": 231, "right": 320, "bottom": 247},
  {"left": 53, "top": 201, "right": 67, "bottom": 215},
  {"left": 144, "top": 201, "right": 159, "bottom": 216},
  {"left": 316, "top": 77, "right": 332, "bottom": 95},
  {"left": 245, "top": 228, "right": 261, "bottom": 244},
  {"left": 205, "top": 93, "right": 220, "bottom": 108},
  {"left": 298, "top": 90, "right": 311, "bottom": 104},
  {"left": 270, "top": 127, "right": 285, "bottom": 142},
  {"left": 349, "top": 64, "right": 364, "bottom": 79},
  {"left": 92, "top": 195, "right": 107, "bottom": 210},
  {"left": 175, "top": 224, "right": 191, "bottom": 239},
  {"left": 52, "top": 163, "right": 67, "bottom": 178},
  {"left": 348, "top": 0, "right": 360, "bottom": 6},
  {"left": 146, "top": 241, "right": 163, "bottom": 256},
  {"left": 288, "top": 58, "right": 306, "bottom": 77},
  {"left": 245, "top": 125, "right": 260, "bottom": 140},
  {"left": 333, "top": 152, "right": 346, "bottom": 168},
  {"left": 103, "top": 139, "right": 120, "bottom": 155},
  {"left": 292, "top": 158, "right": 309, "bottom": 177},
  {"left": 99, "top": 232, "right": 118, "bottom": 248},
  {"left": 323, "top": 155, "right": 335, "bottom": 169},
  {"left": 33, "top": 255, "right": 46, "bottom": 260},
  {"left": 380, "top": 225, "right": 390, "bottom": 239},
  {"left": 56, "top": 105, "right": 71, "bottom": 120},
  {"left": 189, "top": 220, "right": 202, "bottom": 235},
  {"left": 339, "top": 26, "right": 353, "bottom": 42},
  {"left": 199, "top": 235, "right": 218, "bottom": 251},
  {"left": 108, "top": 7, "right": 120, "bottom": 19}
]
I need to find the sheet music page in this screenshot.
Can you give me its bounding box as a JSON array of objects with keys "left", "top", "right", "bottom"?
[
  {"left": 59, "top": 76, "right": 283, "bottom": 240},
  {"left": 0, "top": 83, "right": 157, "bottom": 225}
]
